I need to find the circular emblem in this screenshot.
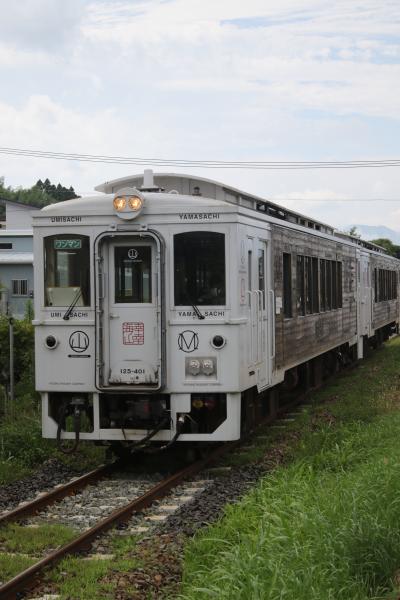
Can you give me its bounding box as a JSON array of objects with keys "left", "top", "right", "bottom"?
[
  {"left": 178, "top": 330, "right": 199, "bottom": 353},
  {"left": 69, "top": 331, "right": 89, "bottom": 353},
  {"left": 128, "top": 248, "right": 138, "bottom": 260}
]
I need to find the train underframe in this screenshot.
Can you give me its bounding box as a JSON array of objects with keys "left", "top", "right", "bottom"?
[{"left": 47, "top": 322, "right": 396, "bottom": 456}]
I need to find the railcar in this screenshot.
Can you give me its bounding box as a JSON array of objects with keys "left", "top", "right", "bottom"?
[{"left": 33, "top": 170, "right": 400, "bottom": 453}]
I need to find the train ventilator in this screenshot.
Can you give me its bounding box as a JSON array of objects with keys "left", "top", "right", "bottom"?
[{"left": 33, "top": 170, "right": 400, "bottom": 454}]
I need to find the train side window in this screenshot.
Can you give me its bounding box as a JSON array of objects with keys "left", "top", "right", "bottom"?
[
  {"left": 305, "top": 256, "right": 312, "bottom": 314},
  {"left": 332, "top": 261, "right": 338, "bottom": 309},
  {"left": 320, "top": 259, "right": 326, "bottom": 311},
  {"left": 296, "top": 255, "right": 305, "bottom": 316},
  {"left": 376, "top": 268, "right": 397, "bottom": 302},
  {"left": 326, "top": 260, "right": 332, "bottom": 310},
  {"left": 44, "top": 235, "right": 90, "bottom": 306},
  {"left": 174, "top": 232, "right": 226, "bottom": 306},
  {"left": 296, "top": 254, "right": 320, "bottom": 315},
  {"left": 283, "top": 253, "right": 292, "bottom": 318},
  {"left": 337, "top": 262, "right": 343, "bottom": 308},
  {"left": 319, "top": 259, "right": 342, "bottom": 311},
  {"left": 312, "top": 257, "right": 319, "bottom": 312}
]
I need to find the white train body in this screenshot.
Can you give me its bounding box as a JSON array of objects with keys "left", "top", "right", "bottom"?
[{"left": 33, "top": 171, "right": 400, "bottom": 446}]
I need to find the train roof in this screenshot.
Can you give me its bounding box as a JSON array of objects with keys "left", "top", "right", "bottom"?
[
  {"left": 95, "top": 171, "right": 336, "bottom": 234},
  {"left": 36, "top": 170, "right": 390, "bottom": 256}
]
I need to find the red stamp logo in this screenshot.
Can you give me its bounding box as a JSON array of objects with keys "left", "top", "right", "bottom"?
[{"left": 122, "top": 322, "right": 144, "bottom": 345}]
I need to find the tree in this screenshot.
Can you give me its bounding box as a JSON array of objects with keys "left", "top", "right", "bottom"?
[
  {"left": 0, "top": 177, "right": 79, "bottom": 218},
  {"left": 370, "top": 238, "right": 400, "bottom": 257},
  {"left": 35, "top": 179, "right": 78, "bottom": 202},
  {"left": 348, "top": 226, "right": 360, "bottom": 238}
]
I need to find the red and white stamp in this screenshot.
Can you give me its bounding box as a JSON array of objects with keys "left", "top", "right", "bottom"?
[{"left": 122, "top": 322, "right": 144, "bottom": 345}]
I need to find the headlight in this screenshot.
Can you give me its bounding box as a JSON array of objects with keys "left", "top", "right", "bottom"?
[
  {"left": 185, "top": 357, "right": 216, "bottom": 377},
  {"left": 202, "top": 359, "right": 214, "bottom": 375},
  {"left": 113, "top": 196, "right": 126, "bottom": 211},
  {"left": 113, "top": 188, "right": 145, "bottom": 220},
  {"left": 188, "top": 358, "right": 201, "bottom": 376},
  {"left": 128, "top": 196, "right": 143, "bottom": 211}
]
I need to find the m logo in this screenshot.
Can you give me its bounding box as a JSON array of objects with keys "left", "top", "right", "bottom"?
[{"left": 178, "top": 330, "right": 199, "bottom": 353}]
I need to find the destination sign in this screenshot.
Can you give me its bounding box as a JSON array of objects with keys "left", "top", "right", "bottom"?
[{"left": 54, "top": 239, "right": 82, "bottom": 250}]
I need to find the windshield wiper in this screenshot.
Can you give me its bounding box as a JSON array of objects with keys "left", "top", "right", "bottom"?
[
  {"left": 63, "top": 289, "right": 82, "bottom": 321},
  {"left": 192, "top": 304, "right": 205, "bottom": 320}
]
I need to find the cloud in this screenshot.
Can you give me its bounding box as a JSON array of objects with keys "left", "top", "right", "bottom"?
[
  {"left": 76, "top": 0, "right": 400, "bottom": 119},
  {"left": 0, "top": 0, "right": 86, "bottom": 51},
  {"left": 1, "top": 0, "right": 400, "bottom": 232}
]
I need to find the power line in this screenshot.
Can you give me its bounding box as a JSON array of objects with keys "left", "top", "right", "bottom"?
[
  {"left": 276, "top": 198, "right": 400, "bottom": 204},
  {"left": 1, "top": 146, "right": 400, "bottom": 170}
]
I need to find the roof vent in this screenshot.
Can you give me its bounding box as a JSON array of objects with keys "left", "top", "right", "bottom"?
[{"left": 139, "top": 169, "right": 164, "bottom": 192}]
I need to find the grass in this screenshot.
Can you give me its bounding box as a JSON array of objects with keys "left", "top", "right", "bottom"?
[
  {"left": 52, "top": 557, "right": 117, "bottom": 599},
  {"left": 0, "top": 523, "right": 142, "bottom": 597},
  {"left": 0, "top": 553, "right": 36, "bottom": 582},
  {"left": 0, "top": 523, "right": 76, "bottom": 554},
  {"left": 0, "top": 411, "right": 106, "bottom": 485},
  {"left": 50, "top": 549, "right": 141, "bottom": 599},
  {"left": 179, "top": 338, "right": 400, "bottom": 600}
]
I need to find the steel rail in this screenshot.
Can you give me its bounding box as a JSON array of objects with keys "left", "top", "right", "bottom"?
[
  {"left": 0, "top": 463, "right": 116, "bottom": 525},
  {"left": 0, "top": 442, "right": 233, "bottom": 600}
]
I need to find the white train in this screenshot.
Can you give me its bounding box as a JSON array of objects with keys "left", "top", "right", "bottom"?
[{"left": 33, "top": 170, "right": 399, "bottom": 453}]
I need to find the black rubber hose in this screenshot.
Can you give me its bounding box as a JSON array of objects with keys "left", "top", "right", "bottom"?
[
  {"left": 139, "top": 414, "right": 187, "bottom": 454},
  {"left": 120, "top": 415, "right": 170, "bottom": 452},
  {"left": 56, "top": 403, "right": 81, "bottom": 455}
]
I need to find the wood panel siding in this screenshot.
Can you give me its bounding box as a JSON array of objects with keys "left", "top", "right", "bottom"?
[
  {"left": 271, "top": 225, "right": 357, "bottom": 371},
  {"left": 370, "top": 255, "right": 399, "bottom": 330}
]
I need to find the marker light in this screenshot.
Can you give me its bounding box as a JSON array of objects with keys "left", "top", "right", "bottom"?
[
  {"left": 188, "top": 358, "right": 201, "bottom": 376},
  {"left": 128, "top": 196, "right": 143, "bottom": 211},
  {"left": 202, "top": 359, "right": 214, "bottom": 375},
  {"left": 113, "top": 196, "right": 126, "bottom": 211}
]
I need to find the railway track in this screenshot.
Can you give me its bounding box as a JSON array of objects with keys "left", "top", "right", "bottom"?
[
  {"left": 0, "top": 443, "right": 233, "bottom": 600},
  {"left": 0, "top": 388, "right": 316, "bottom": 599}
]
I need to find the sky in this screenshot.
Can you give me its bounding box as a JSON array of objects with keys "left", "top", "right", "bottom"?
[{"left": 0, "top": 0, "right": 400, "bottom": 231}]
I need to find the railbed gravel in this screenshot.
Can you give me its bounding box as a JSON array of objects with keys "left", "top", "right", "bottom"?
[
  {"left": 31, "top": 472, "right": 164, "bottom": 530},
  {"left": 0, "top": 458, "right": 83, "bottom": 513},
  {"left": 101, "top": 434, "right": 300, "bottom": 600}
]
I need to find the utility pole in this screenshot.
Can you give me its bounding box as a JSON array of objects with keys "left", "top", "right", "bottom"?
[{"left": 7, "top": 306, "right": 14, "bottom": 405}]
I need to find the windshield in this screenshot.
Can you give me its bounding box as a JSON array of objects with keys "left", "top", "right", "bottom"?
[
  {"left": 44, "top": 235, "right": 90, "bottom": 306},
  {"left": 174, "top": 232, "right": 226, "bottom": 306}
]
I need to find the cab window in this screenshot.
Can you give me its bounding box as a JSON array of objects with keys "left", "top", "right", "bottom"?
[
  {"left": 174, "top": 232, "right": 226, "bottom": 306},
  {"left": 114, "top": 246, "right": 152, "bottom": 303},
  {"left": 44, "top": 235, "right": 90, "bottom": 306}
]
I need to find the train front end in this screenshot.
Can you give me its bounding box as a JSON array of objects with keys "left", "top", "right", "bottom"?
[{"left": 33, "top": 173, "right": 248, "bottom": 453}]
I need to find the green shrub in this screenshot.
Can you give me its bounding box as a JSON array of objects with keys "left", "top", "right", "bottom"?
[
  {"left": 0, "top": 416, "right": 51, "bottom": 467},
  {"left": 0, "top": 316, "right": 35, "bottom": 389}
]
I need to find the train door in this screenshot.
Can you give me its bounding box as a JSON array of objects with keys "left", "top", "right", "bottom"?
[
  {"left": 247, "top": 236, "right": 272, "bottom": 390},
  {"left": 96, "top": 235, "right": 163, "bottom": 390},
  {"left": 358, "top": 251, "right": 372, "bottom": 337}
]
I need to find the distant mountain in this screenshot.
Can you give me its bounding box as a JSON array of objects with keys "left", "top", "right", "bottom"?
[{"left": 345, "top": 225, "right": 400, "bottom": 244}]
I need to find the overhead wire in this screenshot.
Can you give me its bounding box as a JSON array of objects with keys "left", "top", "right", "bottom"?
[{"left": 1, "top": 146, "right": 400, "bottom": 169}]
